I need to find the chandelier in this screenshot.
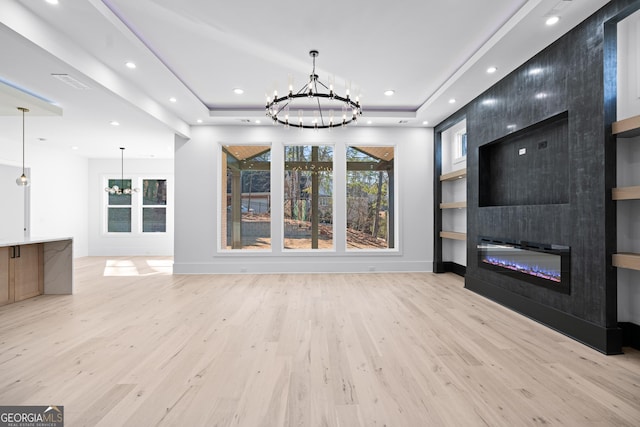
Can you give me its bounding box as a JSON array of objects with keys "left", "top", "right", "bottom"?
[
  {"left": 265, "top": 50, "right": 362, "bottom": 129},
  {"left": 16, "top": 107, "right": 30, "bottom": 187},
  {"left": 105, "top": 147, "right": 139, "bottom": 195}
]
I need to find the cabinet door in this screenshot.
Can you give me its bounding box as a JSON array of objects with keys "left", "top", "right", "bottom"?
[
  {"left": 0, "top": 247, "right": 10, "bottom": 306},
  {"left": 13, "top": 244, "right": 44, "bottom": 302}
]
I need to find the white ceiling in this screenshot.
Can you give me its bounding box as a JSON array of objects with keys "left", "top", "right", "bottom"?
[{"left": 0, "top": 0, "right": 610, "bottom": 158}]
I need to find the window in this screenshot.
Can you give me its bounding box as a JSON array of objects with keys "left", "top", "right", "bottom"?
[
  {"left": 454, "top": 130, "right": 467, "bottom": 163},
  {"left": 104, "top": 177, "right": 170, "bottom": 234},
  {"left": 142, "top": 179, "right": 167, "bottom": 232},
  {"left": 221, "top": 145, "right": 271, "bottom": 250},
  {"left": 346, "top": 146, "right": 395, "bottom": 249},
  {"left": 107, "top": 179, "right": 132, "bottom": 232},
  {"left": 284, "top": 145, "right": 333, "bottom": 249}
]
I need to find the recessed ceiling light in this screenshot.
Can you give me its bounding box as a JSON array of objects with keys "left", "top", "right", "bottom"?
[
  {"left": 169, "top": 97, "right": 177, "bottom": 103},
  {"left": 233, "top": 88, "right": 244, "bottom": 95},
  {"left": 367, "top": 120, "right": 373, "bottom": 125},
  {"left": 125, "top": 62, "right": 137, "bottom": 69},
  {"left": 45, "top": 0, "right": 59, "bottom": 5},
  {"left": 110, "top": 121, "right": 120, "bottom": 126},
  {"left": 487, "top": 66, "right": 497, "bottom": 74},
  {"left": 546, "top": 16, "right": 560, "bottom": 26},
  {"left": 71, "top": 146, "right": 79, "bottom": 150},
  {"left": 449, "top": 98, "right": 456, "bottom": 104},
  {"left": 422, "top": 121, "right": 429, "bottom": 125},
  {"left": 255, "top": 120, "right": 261, "bottom": 124},
  {"left": 196, "top": 119, "right": 203, "bottom": 124},
  {"left": 384, "top": 90, "right": 395, "bottom": 96}
]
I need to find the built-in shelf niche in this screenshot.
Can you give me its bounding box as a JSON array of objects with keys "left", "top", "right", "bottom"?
[
  {"left": 612, "top": 253, "right": 640, "bottom": 271},
  {"left": 612, "top": 114, "right": 640, "bottom": 138},
  {"left": 612, "top": 186, "right": 640, "bottom": 200},
  {"left": 612, "top": 114, "right": 640, "bottom": 272},
  {"left": 440, "top": 231, "right": 466, "bottom": 241},
  {"left": 440, "top": 168, "right": 467, "bottom": 182},
  {"left": 440, "top": 201, "right": 467, "bottom": 209},
  {"left": 439, "top": 167, "right": 467, "bottom": 242}
]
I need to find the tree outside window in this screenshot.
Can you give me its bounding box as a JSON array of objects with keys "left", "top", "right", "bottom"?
[
  {"left": 346, "top": 146, "right": 394, "bottom": 249},
  {"left": 221, "top": 145, "right": 271, "bottom": 250},
  {"left": 142, "top": 179, "right": 167, "bottom": 232},
  {"left": 107, "top": 179, "right": 132, "bottom": 232},
  {"left": 284, "top": 145, "right": 333, "bottom": 249}
]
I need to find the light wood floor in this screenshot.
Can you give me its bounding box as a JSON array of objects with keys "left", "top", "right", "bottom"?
[{"left": 1, "top": 257, "right": 639, "bottom": 426}]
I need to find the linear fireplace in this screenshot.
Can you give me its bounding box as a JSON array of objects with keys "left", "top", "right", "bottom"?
[{"left": 478, "top": 237, "right": 571, "bottom": 294}]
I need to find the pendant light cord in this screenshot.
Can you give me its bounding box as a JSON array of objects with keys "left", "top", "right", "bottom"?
[
  {"left": 22, "top": 108, "right": 25, "bottom": 174},
  {"left": 19, "top": 107, "right": 28, "bottom": 175},
  {"left": 121, "top": 147, "right": 124, "bottom": 186}
]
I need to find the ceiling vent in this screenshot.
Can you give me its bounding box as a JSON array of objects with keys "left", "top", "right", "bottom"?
[
  {"left": 51, "top": 73, "right": 90, "bottom": 89},
  {"left": 548, "top": 0, "right": 572, "bottom": 15}
]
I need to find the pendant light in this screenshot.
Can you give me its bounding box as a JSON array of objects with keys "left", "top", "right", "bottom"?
[
  {"left": 16, "top": 107, "right": 30, "bottom": 187},
  {"left": 105, "top": 147, "right": 139, "bottom": 194}
]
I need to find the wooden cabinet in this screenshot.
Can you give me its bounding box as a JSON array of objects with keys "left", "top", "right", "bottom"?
[
  {"left": 0, "top": 247, "right": 10, "bottom": 306},
  {"left": 612, "top": 114, "right": 640, "bottom": 271},
  {"left": 0, "top": 243, "right": 44, "bottom": 306}
]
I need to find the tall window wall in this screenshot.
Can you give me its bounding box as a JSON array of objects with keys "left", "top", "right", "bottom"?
[
  {"left": 284, "top": 145, "right": 334, "bottom": 250},
  {"left": 218, "top": 143, "right": 397, "bottom": 252},
  {"left": 221, "top": 145, "right": 271, "bottom": 250},
  {"left": 346, "top": 146, "right": 394, "bottom": 249}
]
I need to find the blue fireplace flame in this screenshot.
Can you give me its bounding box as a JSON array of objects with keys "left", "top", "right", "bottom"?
[{"left": 481, "top": 256, "right": 561, "bottom": 282}]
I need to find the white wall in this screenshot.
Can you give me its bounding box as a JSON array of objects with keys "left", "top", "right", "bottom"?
[
  {"left": 29, "top": 145, "right": 89, "bottom": 256},
  {"left": 617, "top": 10, "right": 640, "bottom": 121},
  {"left": 174, "top": 125, "right": 433, "bottom": 274},
  {"left": 617, "top": 10, "right": 640, "bottom": 325},
  {"left": 88, "top": 158, "right": 174, "bottom": 256},
  {"left": 0, "top": 139, "right": 89, "bottom": 257},
  {"left": 0, "top": 163, "right": 27, "bottom": 240}
]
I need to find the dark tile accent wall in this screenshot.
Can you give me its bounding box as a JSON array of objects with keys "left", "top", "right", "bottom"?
[{"left": 435, "top": 0, "right": 640, "bottom": 354}]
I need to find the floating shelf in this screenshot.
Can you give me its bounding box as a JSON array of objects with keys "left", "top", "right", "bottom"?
[
  {"left": 612, "top": 186, "right": 640, "bottom": 200},
  {"left": 440, "top": 231, "right": 467, "bottom": 241},
  {"left": 440, "top": 168, "right": 467, "bottom": 182},
  {"left": 440, "top": 201, "right": 467, "bottom": 209},
  {"left": 612, "top": 253, "right": 640, "bottom": 271},
  {"left": 612, "top": 115, "right": 640, "bottom": 138}
]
